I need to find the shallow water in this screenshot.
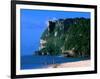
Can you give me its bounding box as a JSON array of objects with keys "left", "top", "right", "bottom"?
[{"left": 21, "top": 55, "right": 89, "bottom": 70}]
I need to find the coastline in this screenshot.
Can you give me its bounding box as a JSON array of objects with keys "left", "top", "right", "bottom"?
[{"left": 48, "top": 60, "right": 91, "bottom": 68}]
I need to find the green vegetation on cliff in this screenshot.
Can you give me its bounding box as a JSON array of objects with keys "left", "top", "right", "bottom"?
[{"left": 39, "top": 18, "right": 90, "bottom": 58}]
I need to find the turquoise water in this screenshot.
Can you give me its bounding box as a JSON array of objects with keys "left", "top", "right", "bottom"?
[{"left": 21, "top": 55, "right": 89, "bottom": 70}]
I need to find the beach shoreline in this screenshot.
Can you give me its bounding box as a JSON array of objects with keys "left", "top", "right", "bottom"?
[{"left": 48, "top": 60, "right": 91, "bottom": 68}]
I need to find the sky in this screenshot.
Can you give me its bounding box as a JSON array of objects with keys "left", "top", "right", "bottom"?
[{"left": 20, "top": 9, "right": 90, "bottom": 56}]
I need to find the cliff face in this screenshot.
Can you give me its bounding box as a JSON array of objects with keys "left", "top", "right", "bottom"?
[{"left": 39, "top": 18, "right": 90, "bottom": 58}]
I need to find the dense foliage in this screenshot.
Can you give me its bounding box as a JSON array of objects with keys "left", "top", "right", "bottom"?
[{"left": 39, "top": 18, "right": 90, "bottom": 58}]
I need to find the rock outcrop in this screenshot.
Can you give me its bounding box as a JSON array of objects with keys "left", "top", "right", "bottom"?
[{"left": 38, "top": 18, "right": 90, "bottom": 58}]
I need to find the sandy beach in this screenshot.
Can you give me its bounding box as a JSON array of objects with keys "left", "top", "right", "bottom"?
[{"left": 48, "top": 60, "right": 91, "bottom": 68}]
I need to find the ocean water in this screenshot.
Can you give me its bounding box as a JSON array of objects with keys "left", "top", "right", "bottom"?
[{"left": 21, "top": 55, "right": 89, "bottom": 70}]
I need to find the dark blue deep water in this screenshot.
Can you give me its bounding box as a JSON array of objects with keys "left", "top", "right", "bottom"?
[{"left": 21, "top": 55, "right": 89, "bottom": 70}]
